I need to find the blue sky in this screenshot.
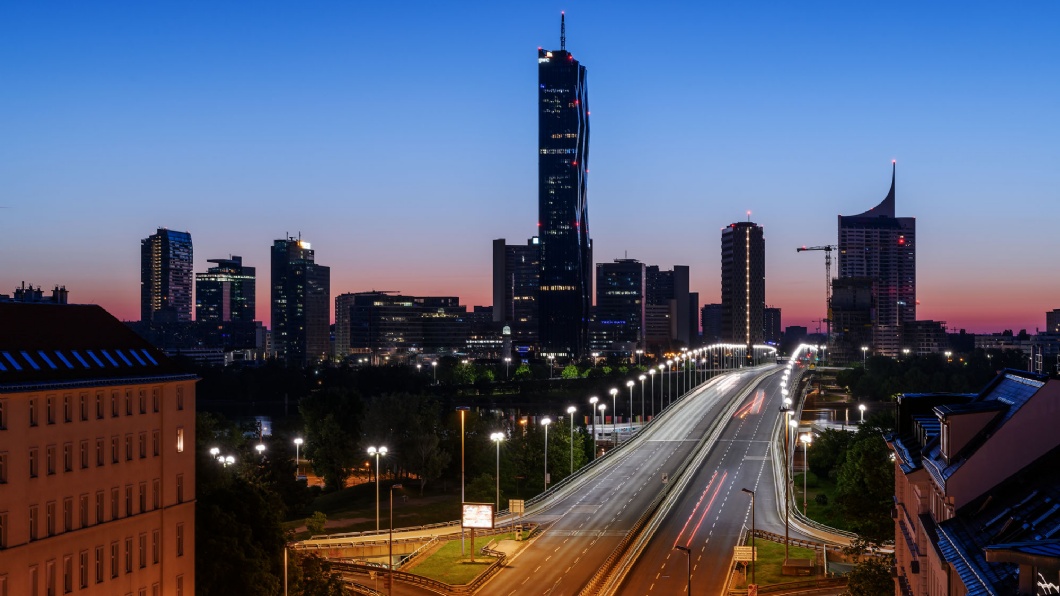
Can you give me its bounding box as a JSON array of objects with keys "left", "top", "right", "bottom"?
[{"left": 2, "top": 1, "right": 1058, "bottom": 332}]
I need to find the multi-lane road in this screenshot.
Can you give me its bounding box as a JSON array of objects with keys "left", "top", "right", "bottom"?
[{"left": 479, "top": 366, "right": 778, "bottom": 596}]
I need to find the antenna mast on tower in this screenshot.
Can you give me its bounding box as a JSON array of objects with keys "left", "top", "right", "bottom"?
[{"left": 560, "top": 12, "right": 566, "bottom": 50}]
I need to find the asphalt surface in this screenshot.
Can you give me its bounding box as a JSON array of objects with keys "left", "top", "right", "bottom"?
[
  {"left": 618, "top": 366, "right": 818, "bottom": 595},
  {"left": 478, "top": 367, "right": 772, "bottom": 596}
]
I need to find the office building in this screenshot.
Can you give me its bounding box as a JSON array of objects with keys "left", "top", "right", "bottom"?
[
  {"left": 492, "top": 238, "right": 540, "bottom": 347},
  {"left": 721, "top": 221, "right": 765, "bottom": 345},
  {"left": 594, "top": 259, "right": 646, "bottom": 352},
  {"left": 140, "top": 228, "right": 193, "bottom": 324},
  {"left": 829, "top": 277, "right": 876, "bottom": 365},
  {"left": 0, "top": 303, "right": 196, "bottom": 595},
  {"left": 195, "top": 256, "right": 255, "bottom": 323},
  {"left": 537, "top": 14, "right": 592, "bottom": 359},
  {"left": 701, "top": 303, "right": 723, "bottom": 344},
  {"left": 837, "top": 162, "right": 916, "bottom": 357},
  {"left": 644, "top": 265, "right": 695, "bottom": 350},
  {"left": 271, "top": 236, "right": 330, "bottom": 367},
  {"left": 763, "top": 306, "right": 781, "bottom": 344},
  {"left": 887, "top": 370, "right": 1060, "bottom": 595},
  {"left": 1047, "top": 309, "right": 1060, "bottom": 333},
  {"left": 336, "top": 292, "right": 470, "bottom": 363}
]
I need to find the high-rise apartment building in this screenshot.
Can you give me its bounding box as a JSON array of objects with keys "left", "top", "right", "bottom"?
[
  {"left": 537, "top": 14, "right": 592, "bottom": 359},
  {"left": 140, "top": 228, "right": 193, "bottom": 323},
  {"left": 271, "top": 237, "right": 330, "bottom": 367},
  {"left": 595, "top": 259, "right": 646, "bottom": 351},
  {"left": 492, "top": 238, "right": 540, "bottom": 347},
  {"left": 644, "top": 265, "right": 696, "bottom": 349},
  {"left": 0, "top": 303, "right": 196, "bottom": 595},
  {"left": 721, "top": 221, "right": 766, "bottom": 345},
  {"left": 837, "top": 162, "right": 916, "bottom": 357},
  {"left": 195, "top": 256, "right": 256, "bottom": 323},
  {"left": 763, "top": 306, "right": 782, "bottom": 344},
  {"left": 701, "top": 303, "right": 723, "bottom": 344}
]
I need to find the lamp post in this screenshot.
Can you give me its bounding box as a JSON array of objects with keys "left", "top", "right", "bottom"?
[
  {"left": 783, "top": 406, "right": 793, "bottom": 561},
  {"left": 635, "top": 349, "right": 643, "bottom": 367},
  {"left": 293, "top": 438, "right": 303, "bottom": 478},
  {"left": 626, "top": 380, "right": 634, "bottom": 441},
  {"left": 597, "top": 404, "right": 606, "bottom": 453},
  {"left": 566, "top": 406, "right": 576, "bottom": 475},
  {"left": 431, "top": 360, "right": 437, "bottom": 383},
  {"left": 367, "top": 446, "right": 387, "bottom": 532},
  {"left": 666, "top": 360, "right": 673, "bottom": 406},
  {"left": 255, "top": 443, "right": 266, "bottom": 459},
  {"left": 944, "top": 350, "right": 952, "bottom": 363},
  {"left": 548, "top": 355, "right": 555, "bottom": 378},
  {"left": 902, "top": 348, "right": 911, "bottom": 360},
  {"left": 490, "top": 433, "right": 504, "bottom": 513},
  {"left": 648, "top": 369, "right": 656, "bottom": 418},
  {"left": 609, "top": 388, "right": 618, "bottom": 442},
  {"left": 861, "top": 346, "right": 868, "bottom": 366},
  {"left": 504, "top": 357, "right": 511, "bottom": 378},
  {"left": 741, "top": 488, "right": 756, "bottom": 586},
  {"left": 388, "top": 483, "right": 404, "bottom": 596},
  {"left": 589, "top": 396, "right": 599, "bottom": 459},
  {"left": 859, "top": 403, "right": 866, "bottom": 423},
  {"left": 674, "top": 545, "right": 691, "bottom": 595},
  {"left": 638, "top": 374, "right": 646, "bottom": 424},
  {"left": 800, "top": 433, "right": 812, "bottom": 512},
  {"left": 457, "top": 406, "right": 469, "bottom": 555},
  {"left": 541, "top": 417, "right": 552, "bottom": 489}
]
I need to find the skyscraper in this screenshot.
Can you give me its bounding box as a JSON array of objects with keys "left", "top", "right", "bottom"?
[
  {"left": 492, "top": 237, "right": 540, "bottom": 347},
  {"left": 271, "top": 236, "right": 330, "bottom": 367},
  {"left": 195, "top": 256, "right": 256, "bottom": 323},
  {"left": 537, "top": 13, "right": 591, "bottom": 359},
  {"left": 721, "top": 221, "right": 765, "bottom": 345},
  {"left": 837, "top": 162, "right": 916, "bottom": 357},
  {"left": 645, "top": 265, "right": 695, "bottom": 347},
  {"left": 140, "top": 228, "right": 193, "bottom": 323},
  {"left": 595, "top": 259, "right": 646, "bottom": 351}
]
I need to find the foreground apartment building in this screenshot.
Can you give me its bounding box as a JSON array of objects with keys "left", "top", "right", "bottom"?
[
  {"left": 0, "top": 303, "right": 196, "bottom": 595},
  {"left": 888, "top": 369, "right": 1060, "bottom": 595}
]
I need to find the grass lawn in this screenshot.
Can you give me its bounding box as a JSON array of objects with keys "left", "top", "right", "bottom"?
[
  {"left": 405, "top": 532, "right": 517, "bottom": 585},
  {"left": 792, "top": 471, "right": 855, "bottom": 533},
  {"left": 287, "top": 482, "right": 463, "bottom": 539},
  {"left": 736, "top": 538, "right": 818, "bottom": 586}
]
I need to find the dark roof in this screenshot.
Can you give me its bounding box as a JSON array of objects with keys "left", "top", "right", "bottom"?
[
  {"left": 936, "top": 446, "right": 1060, "bottom": 595},
  {"left": 841, "top": 162, "right": 896, "bottom": 220},
  {"left": 0, "top": 303, "right": 190, "bottom": 390}
]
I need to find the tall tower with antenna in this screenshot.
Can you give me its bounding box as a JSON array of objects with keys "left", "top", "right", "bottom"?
[{"left": 537, "top": 12, "right": 591, "bottom": 359}]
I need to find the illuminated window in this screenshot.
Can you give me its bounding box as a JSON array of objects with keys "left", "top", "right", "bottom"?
[{"left": 176, "top": 428, "right": 184, "bottom": 453}]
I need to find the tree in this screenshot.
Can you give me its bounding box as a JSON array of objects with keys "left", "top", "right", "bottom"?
[
  {"left": 514, "top": 363, "right": 533, "bottom": 380},
  {"left": 843, "top": 556, "right": 893, "bottom": 596},
  {"left": 305, "top": 511, "right": 327, "bottom": 535},
  {"left": 466, "top": 473, "right": 497, "bottom": 505},
  {"left": 287, "top": 552, "right": 346, "bottom": 596},
  {"left": 807, "top": 428, "right": 854, "bottom": 480},
  {"left": 300, "top": 387, "right": 362, "bottom": 491},
  {"left": 561, "top": 364, "right": 580, "bottom": 379},
  {"left": 834, "top": 434, "right": 894, "bottom": 544}
]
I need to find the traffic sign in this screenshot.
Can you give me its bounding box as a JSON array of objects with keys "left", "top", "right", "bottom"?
[{"left": 734, "top": 546, "right": 757, "bottom": 561}]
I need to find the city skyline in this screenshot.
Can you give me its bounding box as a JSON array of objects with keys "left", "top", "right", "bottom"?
[{"left": 3, "top": 2, "right": 1058, "bottom": 334}]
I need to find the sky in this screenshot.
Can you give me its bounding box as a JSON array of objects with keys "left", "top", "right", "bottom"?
[{"left": 2, "top": 1, "right": 1058, "bottom": 333}]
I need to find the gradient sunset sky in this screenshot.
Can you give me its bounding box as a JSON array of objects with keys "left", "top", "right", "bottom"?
[{"left": 3, "top": 2, "right": 1058, "bottom": 333}]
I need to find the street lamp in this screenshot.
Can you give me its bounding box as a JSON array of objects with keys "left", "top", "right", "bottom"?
[
  {"left": 666, "top": 360, "right": 673, "bottom": 406},
  {"left": 431, "top": 360, "right": 437, "bottom": 383},
  {"left": 597, "top": 404, "right": 606, "bottom": 453},
  {"left": 223, "top": 455, "right": 234, "bottom": 467},
  {"left": 209, "top": 447, "right": 220, "bottom": 459},
  {"left": 566, "top": 406, "right": 576, "bottom": 475},
  {"left": 293, "top": 438, "right": 303, "bottom": 478},
  {"left": 589, "top": 396, "right": 599, "bottom": 459},
  {"left": 626, "top": 380, "right": 634, "bottom": 441},
  {"left": 490, "top": 432, "right": 504, "bottom": 513},
  {"left": 800, "top": 433, "right": 813, "bottom": 512},
  {"left": 861, "top": 346, "right": 868, "bottom": 366},
  {"left": 504, "top": 357, "right": 511, "bottom": 378},
  {"left": 638, "top": 374, "right": 647, "bottom": 424},
  {"left": 635, "top": 349, "right": 643, "bottom": 366},
  {"left": 859, "top": 403, "right": 867, "bottom": 423},
  {"left": 457, "top": 406, "right": 469, "bottom": 555},
  {"left": 541, "top": 417, "right": 552, "bottom": 489},
  {"left": 902, "top": 348, "right": 911, "bottom": 360},
  {"left": 648, "top": 369, "right": 656, "bottom": 418},
  {"left": 388, "top": 483, "right": 404, "bottom": 596},
  {"left": 674, "top": 545, "right": 691, "bottom": 596},
  {"left": 741, "top": 488, "right": 756, "bottom": 586},
  {"left": 255, "top": 443, "right": 266, "bottom": 458},
  {"left": 944, "top": 350, "right": 952, "bottom": 363},
  {"left": 609, "top": 388, "right": 618, "bottom": 442},
  {"left": 367, "top": 446, "right": 387, "bottom": 532}
]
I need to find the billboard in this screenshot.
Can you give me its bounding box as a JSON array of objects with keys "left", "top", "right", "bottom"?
[{"left": 462, "top": 503, "right": 494, "bottom": 529}]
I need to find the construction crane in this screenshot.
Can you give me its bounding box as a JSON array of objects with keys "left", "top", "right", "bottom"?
[{"left": 796, "top": 245, "right": 837, "bottom": 344}]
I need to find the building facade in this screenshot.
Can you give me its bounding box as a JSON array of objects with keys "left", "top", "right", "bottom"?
[
  {"left": 721, "top": 222, "right": 765, "bottom": 345},
  {"left": 830, "top": 277, "right": 876, "bottom": 365},
  {"left": 270, "top": 237, "right": 330, "bottom": 367},
  {"left": 701, "top": 303, "right": 724, "bottom": 344},
  {"left": 594, "top": 259, "right": 646, "bottom": 352},
  {"left": 763, "top": 307, "right": 782, "bottom": 345},
  {"left": 837, "top": 163, "right": 916, "bottom": 357},
  {"left": 0, "top": 303, "right": 196, "bottom": 595},
  {"left": 537, "top": 15, "right": 592, "bottom": 359},
  {"left": 645, "top": 265, "right": 695, "bottom": 349},
  {"left": 140, "top": 228, "right": 193, "bottom": 324},
  {"left": 492, "top": 238, "right": 540, "bottom": 348},
  {"left": 336, "top": 292, "right": 470, "bottom": 363},
  {"left": 195, "top": 256, "right": 255, "bottom": 324},
  {"left": 887, "top": 370, "right": 1060, "bottom": 595}
]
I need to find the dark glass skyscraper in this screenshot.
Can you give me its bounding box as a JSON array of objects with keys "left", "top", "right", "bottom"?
[
  {"left": 721, "top": 222, "right": 766, "bottom": 345},
  {"left": 140, "top": 228, "right": 193, "bottom": 323},
  {"left": 195, "top": 256, "right": 256, "bottom": 323},
  {"left": 271, "top": 236, "right": 330, "bottom": 367},
  {"left": 537, "top": 14, "right": 591, "bottom": 358}
]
